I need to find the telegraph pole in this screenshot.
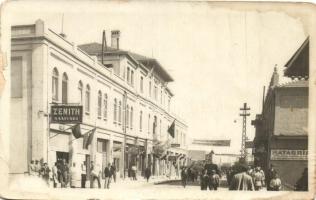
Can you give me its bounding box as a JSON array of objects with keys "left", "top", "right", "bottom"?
[{"left": 239, "top": 103, "right": 250, "bottom": 161}]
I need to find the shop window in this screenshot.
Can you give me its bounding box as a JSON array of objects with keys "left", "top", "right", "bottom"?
[{"left": 97, "top": 139, "right": 107, "bottom": 153}]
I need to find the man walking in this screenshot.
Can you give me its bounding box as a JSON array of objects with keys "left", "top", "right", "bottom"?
[
  {"left": 200, "top": 169, "right": 209, "bottom": 190},
  {"left": 52, "top": 162, "right": 58, "bottom": 188},
  {"left": 104, "top": 163, "right": 111, "bottom": 189},
  {"left": 144, "top": 166, "right": 151, "bottom": 182},
  {"left": 209, "top": 170, "right": 220, "bottom": 190},
  {"left": 81, "top": 161, "right": 87, "bottom": 188},
  {"left": 110, "top": 163, "right": 116, "bottom": 183},
  {"left": 180, "top": 167, "right": 188, "bottom": 188},
  {"left": 90, "top": 161, "right": 101, "bottom": 188},
  {"left": 253, "top": 166, "right": 265, "bottom": 191},
  {"left": 229, "top": 164, "right": 254, "bottom": 191}
]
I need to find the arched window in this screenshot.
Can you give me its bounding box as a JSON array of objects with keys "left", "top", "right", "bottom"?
[
  {"left": 78, "top": 81, "right": 83, "bottom": 104},
  {"left": 139, "top": 111, "right": 143, "bottom": 131},
  {"left": 62, "top": 73, "right": 68, "bottom": 103},
  {"left": 126, "top": 105, "right": 129, "bottom": 128},
  {"left": 52, "top": 68, "right": 59, "bottom": 101},
  {"left": 118, "top": 101, "right": 122, "bottom": 125},
  {"left": 130, "top": 107, "right": 133, "bottom": 129},
  {"left": 85, "top": 84, "right": 90, "bottom": 113},
  {"left": 97, "top": 90, "right": 102, "bottom": 118},
  {"left": 140, "top": 76, "right": 144, "bottom": 93},
  {"left": 113, "top": 98, "right": 117, "bottom": 123},
  {"left": 103, "top": 93, "right": 108, "bottom": 120}
]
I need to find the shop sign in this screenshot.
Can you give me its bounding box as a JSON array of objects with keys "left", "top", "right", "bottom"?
[
  {"left": 51, "top": 105, "right": 83, "bottom": 124},
  {"left": 271, "top": 149, "right": 308, "bottom": 160}
]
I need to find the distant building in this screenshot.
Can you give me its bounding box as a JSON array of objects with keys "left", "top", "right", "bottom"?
[{"left": 252, "top": 37, "right": 309, "bottom": 190}]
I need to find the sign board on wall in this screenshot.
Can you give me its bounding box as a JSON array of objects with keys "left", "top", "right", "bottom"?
[
  {"left": 171, "top": 143, "right": 180, "bottom": 148},
  {"left": 271, "top": 149, "right": 308, "bottom": 160},
  {"left": 51, "top": 105, "right": 83, "bottom": 124}
]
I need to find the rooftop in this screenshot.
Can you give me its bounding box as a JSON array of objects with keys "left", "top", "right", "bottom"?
[{"left": 78, "top": 42, "right": 174, "bottom": 82}]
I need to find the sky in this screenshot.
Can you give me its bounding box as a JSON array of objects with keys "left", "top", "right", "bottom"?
[{"left": 5, "top": 1, "right": 308, "bottom": 153}]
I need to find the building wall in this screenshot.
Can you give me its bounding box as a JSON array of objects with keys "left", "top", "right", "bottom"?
[
  {"left": 274, "top": 88, "right": 308, "bottom": 136},
  {"left": 10, "top": 20, "right": 188, "bottom": 176}
]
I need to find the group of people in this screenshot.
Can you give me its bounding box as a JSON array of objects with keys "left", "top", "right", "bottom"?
[
  {"left": 28, "top": 160, "right": 51, "bottom": 185},
  {"left": 227, "top": 164, "right": 281, "bottom": 191},
  {"left": 29, "top": 159, "right": 118, "bottom": 189}
]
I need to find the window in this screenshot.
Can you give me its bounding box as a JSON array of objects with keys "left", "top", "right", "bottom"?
[
  {"left": 103, "top": 94, "right": 108, "bottom": 120},
  {"left": 149, "top": 81, "right": 152, "bottom": 97},
  {"left": 154, "top": 85, "right": 158, "bottom": 101},
  {"left": 160, "top": 89, "right": 163, "bottom": 104},
  {"left": 62, "top": 73, "right": 68, "bottom": 103},
  {"left": 160, "top": 119, "right": 162, "bottom": 139},
  {"left": 148, "top": 114, "right": 151, "bottom": 134},
  {"left": 140, "top": 76, "right": 143, "bottom": 93},
  {"left": 118, "top": 101, "right": 122, "bottom": 125},
  {"left": 78, "top": 81, "right": 83, "bottom": 104},
  {"left": 139, "top": 111, "right": 143, "bottom": 131},
  {"left": 153, "top": 116, "right": 157, "bottom": 134},
  {"left": 52, "top": 68, "right": 59, "bottom": 101},
  {"left": 126, "top": 105, "right": 129, "bottom": 128},
  {"left": 97, "top": 139, "right": 107, "bottom": 153},
  {"left": 130, "top": 107, "right": 133, "bottom": 129},
  {"left": 127, "top": 67, "right": 130, "bottom": 83},
  {"left": 85, "top": 85, "right": 90, "bottom": 113},
  {"left": 131, "top": 71, "right": 134, "bottom": 86},
  {"left": 97, "top": 90, "right": 102, "bottom": 118},
  {"left": 114, "top": 98, "right": 117, "bottom": 123}
]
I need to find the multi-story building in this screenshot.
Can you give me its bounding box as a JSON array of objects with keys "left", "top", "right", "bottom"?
[
  {"left": 10, "top": 19, "right": 188, "bottom": 180},
  {"left": 251, "top": 37, "right": 309, "bottom": 190}
]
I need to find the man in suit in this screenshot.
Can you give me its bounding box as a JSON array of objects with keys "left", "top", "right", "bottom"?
[
  {"left": 104, "top": 163, "right": 112, "bottom": 189},
  {"left": 229, "top": 164, "right": 254, "bottom": 191}
]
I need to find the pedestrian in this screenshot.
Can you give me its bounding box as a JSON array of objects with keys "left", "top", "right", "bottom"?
[
  {"left": 144, "top": 166, "right": 151, "bottom": 182},
  {"left": 269, "top": 173, "right": 281, "bottom": 191},
  {"left": 60, "top": 159, "right": 69, "bottom": 188},
  {"left": 131, "top": 164, "right": 137, "bottom": 180},
  {"left": 110, "top": 163, "right": 116, "bottom": 183},
  {"left": 266, "top": 165, "right": 276, "bottom": 191},
  {"left": 90, "top": 161, "right": 101, "bottom": 188},
  {"left": 229, "top": 164, "right": 254, "bottom": 191},
  {"left": 34, "top": 160, "right": 40, "bottom": 177},
  {"left": 180, "top": 167, "right": 187, "bottom": 188},
  {"left": 295, "top": 168, "right": 308, "bottom": 191},
  {"left": 104, "top": 163, "right": 111, "bottom": 189},
  {"left": 81, "top": 161, "right": 87, "bottom": 188},
  {"left": 40, "top": 162, "right": 50, "bottom": 186},
  {"left": 200, "top": 169, "right": 209, "bottom": 190},
  {"left": 28, "top": 160, "right": 36, "bottom": 176},
  {"left": 52, "top": 162, "right": 58, "bottom": 188},
  {"left": 209, "top": 170, "right": 220, "bottom": 190},
  {"left": 253, "top": 166, "right": 265, "bottom": 191}
]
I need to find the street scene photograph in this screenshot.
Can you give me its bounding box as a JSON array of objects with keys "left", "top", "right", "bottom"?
[{"left": 0, "top": 1, "right": 315, "bottom": 199}]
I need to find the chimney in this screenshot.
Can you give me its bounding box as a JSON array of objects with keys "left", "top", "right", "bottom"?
[
  {"left": 111, "top": 30, "right": 120, "bottom": 50},
  {"left": 272, "top": 66, "right": 279, "bottom": 87}
]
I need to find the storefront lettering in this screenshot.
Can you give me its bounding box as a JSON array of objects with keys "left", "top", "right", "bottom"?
[
  {"left": 51, "top": 105, "right": 83, "bottom": 123},
  {"left": 271, "top": 149, "right": 308, "bottom": 160}
]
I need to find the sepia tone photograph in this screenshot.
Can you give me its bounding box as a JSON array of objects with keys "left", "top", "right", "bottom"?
[{"left": 0, "top": 0, "right": 315, "bottom": 199}]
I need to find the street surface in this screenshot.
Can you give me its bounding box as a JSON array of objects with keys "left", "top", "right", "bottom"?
[{"left": 6, "top": 176, "right": 282, "bottom": 200}]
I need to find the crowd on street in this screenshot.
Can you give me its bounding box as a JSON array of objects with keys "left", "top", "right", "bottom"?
[{"left": 178, "top": 162, "right": 308, "bottom": 191}]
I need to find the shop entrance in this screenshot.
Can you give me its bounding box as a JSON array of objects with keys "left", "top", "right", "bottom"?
[{"left": 56, "top": 151, "right": 69, "bottom": 163}]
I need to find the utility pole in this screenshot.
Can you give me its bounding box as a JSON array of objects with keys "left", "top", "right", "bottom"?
[{"left": 239, "top": 103, "right": 250, "bottom": 161}]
